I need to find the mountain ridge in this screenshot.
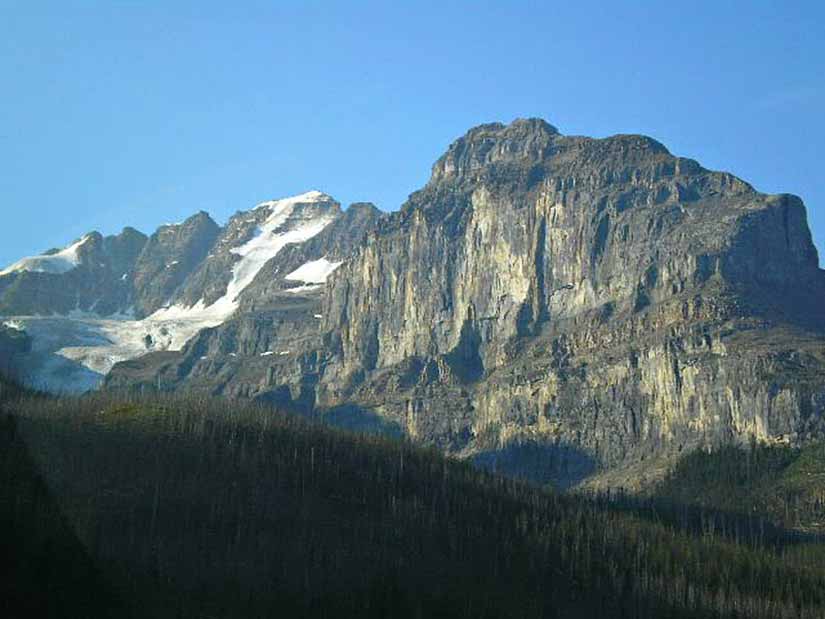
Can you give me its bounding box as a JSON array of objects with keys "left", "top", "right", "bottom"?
[
  {"left": 3, "top": 118, "right": 824, "bottom": 488},
  {"left": 0, "top": 191, "right": 381, "bottom": 392}
]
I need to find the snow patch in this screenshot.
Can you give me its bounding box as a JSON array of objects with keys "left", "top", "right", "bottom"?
[
  {"left": 150, "top": 191, "right": 335, "bottom": 330},
  {"left": 285, "top": 257, "right": 343, "bottom": 284},
  {"left": 255, "top": 189, "right": 329, "bottom": 211},
  {"left": 0, "top": 235, "right": 91, "bottom": 277},
  {"left": 5, "top": 191, "right": 338, "bottom": 394},
  {"left": 285, "top": 284, "right": 323, "bottom": 294}
]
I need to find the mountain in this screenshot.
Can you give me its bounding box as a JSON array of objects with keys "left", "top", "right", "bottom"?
[
  {"left": 0, "top": 227, "right": 147, "bottom": 317},
  {"left": 313, "top": 119, "right": 825, "bottom": 485},
  {"left": 130, "top": 211, "right": 221, "bottom": 317},
  {"left": 0, "top": 191, "right": 381, "bottom": 392},
  {"left": 3, "top": 118, "right": 825, "bottom": 487},
  {"left": 110, "top": 119, "right": 825, "bottom": 487}
]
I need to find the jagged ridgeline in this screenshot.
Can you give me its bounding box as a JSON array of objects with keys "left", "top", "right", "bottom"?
[{"left": 2, "top": 119, "right": 825, "bottom": 487}]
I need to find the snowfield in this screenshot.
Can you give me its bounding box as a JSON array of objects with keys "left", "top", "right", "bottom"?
[
  {"left": 0, "top": 235, "right": 91, "bottom": 277},
  {"left": 4, "top": 192, "right": 336, "bottom": 393},
  {"left": 285, "top": 257, "right": 343, "bottom": 284},
  {"left": 150, "top": 190, "right": 336, "bottom": 327}
]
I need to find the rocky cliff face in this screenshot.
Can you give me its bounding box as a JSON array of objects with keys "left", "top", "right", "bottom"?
[
  {"left": 0, "top": 324, "right": 30, "bottom": 374},
  {"left": 325, "top": 121, "right": 820, "bottom": 381},
  {"left": 131, "top": 212, "right": 221, "bottom": 317},
  {"left": 6, "top": 118, "right": 825, "bottom": 487},
  {"left": 312, "top": 119, "right": 825, "bottom": 484},
  {"left": 106, "top": 119, "right": 825, "bottom": 487}
]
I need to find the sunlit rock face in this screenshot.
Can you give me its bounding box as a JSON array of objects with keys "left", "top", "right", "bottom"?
[
  {"left": 104, "top": 118, "right": 825, "bottom": 486},
  {"left": 310, "top": 119, "right": 825, "bottom": 482}
]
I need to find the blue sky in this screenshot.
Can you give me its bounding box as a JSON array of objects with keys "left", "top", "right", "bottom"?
[{"left": 1, "top": 1, "right": 823, "bottom": 267}]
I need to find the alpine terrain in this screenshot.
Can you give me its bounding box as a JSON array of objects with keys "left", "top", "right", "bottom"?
[{"left": 2, "top": 118, "right": 824, "bottom": 488}]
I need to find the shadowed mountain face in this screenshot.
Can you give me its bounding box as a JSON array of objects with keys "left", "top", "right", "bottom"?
[
  {"left": 130, "top": 212, "right": 221, "bottom": 317},
  {"left": 0, "top": 227, "right": 148, "bottom": 317},
  {"left": 5, "top": 118, "right": 825, "bottom": 486},
  {"left": 0, "top": 325, "right": 30, "bottom": 389}
]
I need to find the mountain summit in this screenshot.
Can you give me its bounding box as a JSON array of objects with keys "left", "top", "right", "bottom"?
[
  {"left": 3, "top": 119, "right": 824, "bottom": 487},
  {"left": 0, "top": 191, "right": 381, "bottom": 391}
]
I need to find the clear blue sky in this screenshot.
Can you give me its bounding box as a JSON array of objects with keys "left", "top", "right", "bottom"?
[{"left": 1, "top": 1, "right": 823, "bottom": 268}]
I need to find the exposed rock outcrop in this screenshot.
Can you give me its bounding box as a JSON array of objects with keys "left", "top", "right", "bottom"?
[
  {"left": 107, "top": 119, "right": 825, "bottom": 487},
  {"left": 2, "top": 192, "right": 380, "bottom": 393},
  {"left": 0, "top": 227, "right": 147, "bottom": 317},
  {"left": 131, "top": 212, "right": 221, "bottom": 317},
  {"left": 313, "top": 119, "right": 825, "bottom": 483},
  {"left": 6, "top": 118, "right": 823, "bottom": 487}
]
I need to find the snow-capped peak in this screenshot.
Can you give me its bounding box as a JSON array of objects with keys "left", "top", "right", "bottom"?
[
  {"left": 2, "top": 189, "right": 347, "bottom": 394},
  {"left": 254, "top": 190, "right": 333, "bottom": 211},
  {"left": 0, "top": 234, "right": 92, "bottom": 277},
  {"left": 146, "top": 190, "right": 338, "bottom": 346}
]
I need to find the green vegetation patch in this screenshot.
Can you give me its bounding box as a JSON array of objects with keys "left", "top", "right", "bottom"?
[
  {"left": 654, "top": 441, "right": 825, "bottom": 533},
  {"left": 3, "top": 391, "right": 825, "bottom": 619}
]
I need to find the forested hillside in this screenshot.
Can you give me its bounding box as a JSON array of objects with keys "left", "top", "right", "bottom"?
[
  {"left": 3, "top": 389, "right": 824, "bottom": 618},
  {"left": 652, "top": 441, "right": 825, "bottom": 533},
  {"left": 1, "top": 405, "right": 122, "bottom": 617}
]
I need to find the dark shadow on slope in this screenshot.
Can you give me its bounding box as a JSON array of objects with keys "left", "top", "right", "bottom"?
[
  {"left": 321, "top": 404, "right": 404, "bottom": 438},
  {"left": 255, "top": 382, "right": 317, "bottom": 413},
  {"left": 590, "top": 492, "right": 825, "bottom": 550},
  {"left": 472, "top": 442, "right": 598, "bottom": 490},
  {"left": 12, "top": 392, "right": 823, "bottom": 618},
  {"left": 0, "top": 415, "right": 125, "bottom": 619},
  {"left": 443, "top": 317, "right": 484, "bottom": 383},
  {"left": 6, "top": 348, "right": 104, "bottom": 395}
]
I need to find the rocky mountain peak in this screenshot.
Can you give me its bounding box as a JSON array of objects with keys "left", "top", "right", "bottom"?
[
  {"left": 4, "top": 118, "right": 825, "bottom": 493},
  {"left": 158, "top": 211, "right": 216, "bottom": 230},
  {"left": 346, "top": 202, "right": 381, "bottom": 215},
  {"left": 130, "top": 210, "right": 221, "bottom": 317},
  {"left": 254, "top": 190, "right": 337, "bottom": 212},
  {"left": 340, "top": 202, "right": 382, "bottom": 228},
  {"left": 118, "top": 226, "right": 148, "bottom": 242},
  {"left": 188, "top": 211, "right": 215, "bottom": 224},
  {"left": 430, "top": 118, "right": 560, "bottom": 183}
]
